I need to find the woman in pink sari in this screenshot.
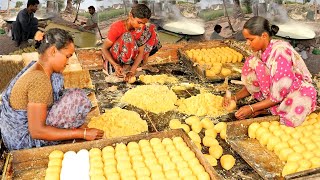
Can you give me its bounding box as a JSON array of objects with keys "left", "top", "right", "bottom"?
[{"left": 224, "top": 16, "right": 317, "bottom": 127}]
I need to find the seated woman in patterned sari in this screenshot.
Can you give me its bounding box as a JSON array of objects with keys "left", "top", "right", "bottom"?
[
  {"left": 0, "top": 28, "right": 104, "bottom": 150},
  {"left": 101, "top": 3, "right": 161, "bottom": 82},
  {"left": 224, "top": 17, "right": 317, "bottom": 127}
]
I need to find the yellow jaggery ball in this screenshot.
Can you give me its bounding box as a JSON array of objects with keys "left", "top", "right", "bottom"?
[
  {"left": 89, "top": 148, "right": 102, "bottom": 158},
  {"left": 280, "top": 134, "right": 291, "bottom": 142},
  {"left": 273, "top": 129, "right": 285, "bottom": 138},
  {"left": 169, "top": 119, "right": 182, "bottom": 129},
  {"left": 204, "top": 154, "right": 218, "bottom": 166},
  {"left": 176, "top": 161, "right": 189, "bottom": 170},
  {"left": 292, "top": 145, "right": 306, "bottom": 154},
  {"left": 90, "top": 175, "right": 106, "bottom": 180},
  {"left": 185, "top": 116, "right": 200, "bottom": 126},
  {"left": 188, "top": 158, "right": 200, "bottom": 167},
  {"left": 102, "top": 146, "right": 114, "bottom": 154},
  {"left": 162, "top": 138, "right": 173, "bottom": 145},
  {"left": 205, "top": 129, "right": 217, "bottom": 138},
  {"left": 120, "top": 169, "right": 135, "bottom": 178},
  {"left": 287, "top": 152, "right": 303, "bottom": 162},
  {"left": 191, "top": 122, "right": 203, "bottom": 134},
  {"left": 291, "top": 132, "right": 303, "bottom": 139},
  {"left": 188, "top": 131, "right": 201, "bottom": 143},
  {"left": 135, "top": 167, "right": 150, "bottom": 177},
  {"left": 179, "top": 124, "right": 191, "bottom": 133},
  {"left": 182, "top": 151, "right": 196, "bottom": 161},
  {"left": 115, "top": 143, "right": 127, "bottom": 151},
  {"left": 305, "top": 143, "right": 317, "bottom": 151},
  {"left": 209, "top": 145, "right": 223, "bottom": 159},
  {"left": 139, "top": 139, "right": 150, "bottom": 147},
  {"left": 220, "top": 128, "right": 227, "bottom": 140},
  {"left": 282, "top": 162, "right": 298, "bottom": 176},
  {"left": 298, "top": 159, "right": 312, "bottom": 170},
  {"left": 259, "top": 132, "right": 273, "bottom": 146},
  {"left": 266, "top": 136, "right": 281, "bottom": 151},
  {"left": 165, "top": 169, "right": 179, "bottom": 179},
  {"left": 106, "top": 173, "right": 120, "bottom": 180},
  {"left": 184, "top": 175, "right": 198, "bottom": 180},
  {"left": 201, "top": 118, "right": 214, "bottom": 129},
  {"left": 150, "top": 138, "right": 162, "bottom": 146},
  {"left": 214, "top": 122, "right": 227, "bottom": 134},
  {"left": 49, "top": 150, "right": 64, "bottom": 160},
  {"left": 248, "top": 122, "right": 261, "bottom": 139},
  {"left": 45, "top": 172, "right": 59, "bottom": 180},
  {"left": 102, "top": 152, "right": 114, "bottom": 160},
  {"left": 260, "top": 121, "right": 270, "bottom": 128},
  {"left": 191, "top": 164, "right": 205, "bottom": 176},
  {"left": 273, "top": 142, "right": 289, "bottom": 157},
  {"left": 127, "top": 142, "right": 140, "bottom": 150},
  {"left": 90, "top": 160, "right": 104, "bottom": 169},
  {"left": 278, "top": 148, "right": 294, "bottom": 161},
  {"left": 178, "top": 167, "right": 193, "bottom": 178},
  {"left": 202, "top": 136, "right": 219, "bottom": 147},
  {"left": 268, "top": 124, "right": 280, "bottom": 132},
  {"left": 48, "top": 159, "right": 62, "bottom": 167},
  {"left": 288, "top": 139, "right": 301, "bottom": 148},
  {"left": 45, "top": 166, "right": 61, "bottom": 175},
  {"left": 197, "top": 171, "right": 210, "bottom": 180},
  {"left": 303, "top": 151, "right": 314, "bottom": 160},
  {"left": 162, "top": 161, "right": 176, "bottom": 171},
  {"left": 165, "top": 144, "right": 176, "bottom": 152},
  {"left": 220, "top": 68, "right": 232, "bottom": 76},
  {"left": 131, "top": 155, "right": 144, "bottom": 162},
  {"left": 173, "top": 137, "right": 184, "bottom": 145},
  {"left": 255, "top": 127, "right": 269, "bottom": 140},
  {"left": 132, "top": 161, "right": 146, "bottom": 171},
  {"left": 220, "top": 154, "right": 236, "bottom": 170},
  {"left": 128, "top": 149, "right": 141, "bottom": 157},
  {"left": 104, "top": 158, "right": 117, "bottom": 166},
  {"left": 89, "top": 168, "right": 104, "bottom": 176}
]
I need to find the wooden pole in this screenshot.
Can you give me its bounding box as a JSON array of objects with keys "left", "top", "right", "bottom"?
[
  {"left": 7, "top": 0, "right": 10, "bottom": 14},
  {"left": 223, "top": 0, "right": 235, "bottom": 33},
  {"left": 315, "top": 0, "right": 317, "bottom": 21}
]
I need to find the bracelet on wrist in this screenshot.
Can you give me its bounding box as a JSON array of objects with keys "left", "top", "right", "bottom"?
[{"left": 248, "top": 105, "right": 254, "bottom": 114}]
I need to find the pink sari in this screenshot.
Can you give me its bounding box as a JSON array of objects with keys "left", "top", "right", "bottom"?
[{"left": 241, "top": 40, "right": 317, "bottom": 127}]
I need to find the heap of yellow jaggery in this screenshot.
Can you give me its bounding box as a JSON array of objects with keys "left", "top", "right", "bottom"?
[
  {"left": 139, "top": 74, "right": 178, "bottom": 85},
  {"left": 177, "top": 93, "right": 226, "bottom": 117},
  {"left": 121, "top": 85, "right": 178, "bottom": 114},
  {"left": 88, "top": 107, "right": 148, "bottom": 138}
]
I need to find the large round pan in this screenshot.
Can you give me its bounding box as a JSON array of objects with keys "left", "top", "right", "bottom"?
[
  {"left": 276, "top": 22, "right": 315, "bottom": 40},
  {"left": 4, "top": 14, "right": 53, "bottom": 23},
  {"left": 162, "top": 20, "right": 205, "bottom": 35}
]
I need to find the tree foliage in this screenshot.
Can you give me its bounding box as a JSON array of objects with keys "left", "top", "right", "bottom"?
[{"left": 15, "top": 1, "right": 23, "bottom": 8}]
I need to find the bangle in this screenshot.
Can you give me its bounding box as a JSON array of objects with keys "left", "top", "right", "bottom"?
[
  {"left": 83, "top": 128, "right": 87, "bottom": 139},
  {"left": 248, "top": 105, "right": 254, "bottom": 114}
]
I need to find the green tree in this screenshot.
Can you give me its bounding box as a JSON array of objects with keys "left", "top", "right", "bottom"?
[{"left": 15, "top": 1, "right": 23, "bottom": 8}]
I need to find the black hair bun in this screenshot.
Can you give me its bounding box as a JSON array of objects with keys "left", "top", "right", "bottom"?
[{"left": 270, "top": 25, "right": 279, "bottom": 36}]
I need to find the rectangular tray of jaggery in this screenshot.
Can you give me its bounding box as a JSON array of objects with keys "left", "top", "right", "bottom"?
[
  {"left": 178, "top": 40, "right": 244, "bottom": 82},
  {"left": 75, "top": 48, "right": 104, "bottom": 70},
  {"left": 226, "top": 116, "right": 320, "bottom": 180},
  {"left": 2, "top": 129, "right": 222, "bottom": 180}
]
